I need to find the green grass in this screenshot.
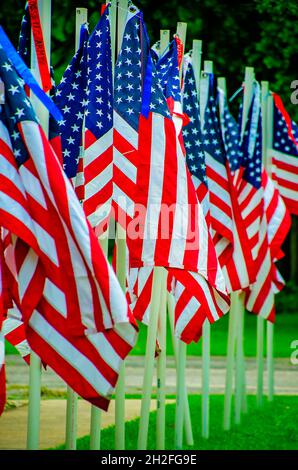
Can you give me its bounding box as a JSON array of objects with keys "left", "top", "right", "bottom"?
[
  {"left": 131, "top": 312, "right": 298, "bottom": 357},
  {"left": 5, "top": 312, "right": 297, "bottom": 358},
  {"left": 53, "top": 395, "right": 298, "bottom": 450}
]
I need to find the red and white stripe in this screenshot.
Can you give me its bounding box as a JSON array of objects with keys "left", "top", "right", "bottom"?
[
  {"left": 0, "top": 118, "right": 137, "bottom": 410},
  {"left": 245, "top": 170, "right": 291, "bottom": 322},
  {"left": 83, "top": 128, "right": 113, "bottom": 235},
  {"left": 113, "top": 111, "right": 138, "bottom": 226},
  {"left": 271, "top": 149, "right": 298, "bottom": 215},
  {"left": 2, "top": 308, "right": 30, "bottom": 363}
]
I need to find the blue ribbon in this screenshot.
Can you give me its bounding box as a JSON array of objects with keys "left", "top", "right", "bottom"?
[{"left": 0, "top": 26, "right": 63, "bottom": 123}]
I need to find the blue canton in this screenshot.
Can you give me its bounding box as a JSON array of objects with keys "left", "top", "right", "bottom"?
[
  {"left": 273, "top": 104, "right": 298, "bottom": 157},
  {"left": 156, "top": 40, "right": 181, "bottom": 102},
  {"left": 114, "top": 10, "right": 170, "bottom": 131},
  {"left": 221, "top": 97, "right": 243, "bottom": 172},
  {"left": 203, "top": 75, "right": 226, "bottom": 164},
  {"left": 241, "top": 101, "right": 262, "bottom": 189},
  {"left": 85, "top": 10, "right": 113, "bottom": 140},
  {"left": 54, "top": 24, "right": 89, "bottom": 177},
  {"left": 182, "top": 61, "right": 207, "bottom": 185},
  {"left": 0, "top": 46, "right": 37, "bottom": 167}
]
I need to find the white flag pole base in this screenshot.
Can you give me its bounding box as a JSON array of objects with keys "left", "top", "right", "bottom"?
[
  {"left": 26, "top": 352, "right": 42, "bottom": 450},
  {"left": 167, "top": 293, "right": 194, "bottom": 445},
  {"left": 65, "top": 387, "right": 78, "bottom": 450},
  {"left": 156, "top": 270, "right": 167, "bottom": 450},
  {"left": 175, "top": 340, "right": 187, "bottom": 449},
  {"left": 202, "top": 319, "right": 210, "bottom": 439},
  {"left": 223, "top": 292, "right": 238, "bottom": 431},
  {"left": 137, "top": 267, "right": 164, "bottom": 450}
]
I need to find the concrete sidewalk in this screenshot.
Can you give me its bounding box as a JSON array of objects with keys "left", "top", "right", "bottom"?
[
  {"left": 0, "top": 398, "right": 175, "bottom": 450},
  {"left": 5, "top": 355, "right": 298, "bottom": 396}
]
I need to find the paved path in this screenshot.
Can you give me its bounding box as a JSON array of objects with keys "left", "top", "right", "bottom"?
[
  {"left": 0, "top": 398, "right": 174, "bottom": 450},
  {"left": 5, "top": 355, "right": 298, "bottom": 396}
]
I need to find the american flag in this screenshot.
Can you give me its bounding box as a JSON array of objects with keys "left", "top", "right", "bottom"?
[
  {"left": 218, "top": 91, "right": 256, "bottom": 291},
  {"left": 237, "top": 85, "right": 291, "bottom": 320},
  {"left": 270, "top": 93, "right": 298, "bottom": 215},
  {"left": 18, "top": 1, "right": 62, "bottom": 163},
  {"left": 203, "top": 77, "right": 234, "bottom": 266},
  {"left": 245, "top": 169, "right": 291, "bottom": 321},
  {"left": 0, "top": 47, "right": 137, "bottom": 410},
  {"left": 182, "top": 58, "right": 210, "bottom": 220},
  {"left": 114, "top": 9, "right": 229, "bottom": 341},
  {"left": 54, "top": 24, "right": 89, "bottom": 201},
  {"left": 18, "top": 1, "right": 51, "bottom": 93},
  {"left": 83, "top": 8, "right": 114, "bottom": 234},
  {"left": 237, "top": 84, "right": 263, "bottom": 261}
]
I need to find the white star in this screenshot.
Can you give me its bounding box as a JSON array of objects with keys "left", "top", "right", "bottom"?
[
  {"left": 71, "top": 124, "right": 80, "bottom": 132},
  {"left": 15, "top": 108, "right": 25, "bottom": 119},
  {"left": 67, "top": 93, "right": 75, "bottom": 101},
  {"left": 63, "top": 149, "right": 71, "bottom": 158},
  {"left": 76, "top": 111, "right": 84, "bottom": 119},
  {"left": 9, "top": 85, "right": 19, "bottom": 95},
  {"left": 2, "top": 62, "right": 12, "bottom": 71},
  {"left": 62, "top": 105, "right": 71, "bottom": 114},
  {"left": 11, "top": 130, "right": 20, "bottom": 140},
  {"left": 67, "top": 136, "right": 75, "bottom": 145}
]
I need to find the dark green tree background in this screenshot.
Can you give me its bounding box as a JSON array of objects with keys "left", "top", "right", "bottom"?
[{"left": 1, "top": 0, "right": 298, "bottom": 117}]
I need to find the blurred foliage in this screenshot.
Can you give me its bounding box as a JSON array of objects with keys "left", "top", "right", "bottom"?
[
  {"left": 275, "top": 281, "right": 298, "bottom": 314},
  {"left": 0, "top": 0, "right": 298, "bottom": 118}
]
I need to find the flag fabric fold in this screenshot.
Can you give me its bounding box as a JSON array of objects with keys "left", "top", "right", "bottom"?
[{"left": 0, "top": 45, "right": 137, "bottom": 410}]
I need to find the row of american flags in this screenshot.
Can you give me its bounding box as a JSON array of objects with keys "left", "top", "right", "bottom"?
[{"left": 0, "top": 2, "right": 297, "bottom": 414}]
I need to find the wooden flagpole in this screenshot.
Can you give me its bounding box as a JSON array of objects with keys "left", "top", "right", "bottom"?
[
  {"left": 174, "top": 21, "right": 188, "bottom": 450},
  {"left": 264, "top": 84, "right": 275, "bottom": 402},
  {"left": 155, "top": 29, "right": 170, "bottom": 451},
  {"left": 26, "top": 0, "right": 52, "bottom": 450},
  {"left": 199, "top": 59, "right": 213, "bottom": 440},
  {"left": 65, "top": 7, "right": 88, "bottom": 451},
  {"left": 114, "top": 0, "right": 128, "bottom": 451}
]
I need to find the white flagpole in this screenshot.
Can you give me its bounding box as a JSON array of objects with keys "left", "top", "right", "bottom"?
[
  {"left": 27, "top": 0, "right": 51, "bottom": 450},
  {"left": 137, "top": 267, "right": 164, "bottom": 450},
  {"left": 156, "top": 269, "right": 168, "bottom": 450},
  {"left": 235, "top": 292, "right": 246, "bottom": 423},
  {"left": 200, "top": 59, "right": 213, "bottom": 440},
  {"left": 65, "top": 7, "right": 88, "bottom": 450},
  {"left": 167, "top": 293, "right": 194, "bottom": 445},
  {"left": 155, "top": 29, "right": 170, "bottom": 451},
  {"left": 263, "top": 83, "right": 275, "bottom": 402},
  {"left": 174, "top": 21, "right": 188, "bottom": 450},
  {"left": 218, "top": 76, "right": 238, "bottom": 430},
  {"left": 233, "top": 67, "right": 255, "bottom": 422},
  {"left": 256, "top": 80, "right": 272, "bottom": 408},
  {"left": 114, "top": 0, "right": 128, "bottom": 450}
]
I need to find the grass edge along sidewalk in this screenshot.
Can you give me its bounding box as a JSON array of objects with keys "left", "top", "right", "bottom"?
[{"left": 52, "top": 395, "right": 298, "bottom": 450}]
